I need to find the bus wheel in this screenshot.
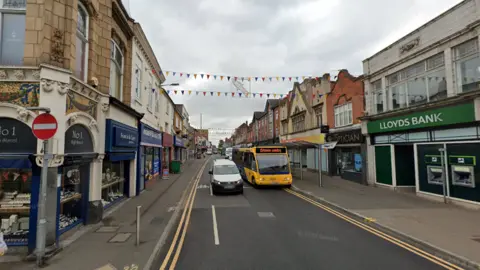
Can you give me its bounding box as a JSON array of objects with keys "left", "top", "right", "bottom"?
[
  {"left": 284, "top": 184, "right": 291, "bottom": 189},
  {"left": 251, "top": 177, "right": 257, "bottom": 187}
]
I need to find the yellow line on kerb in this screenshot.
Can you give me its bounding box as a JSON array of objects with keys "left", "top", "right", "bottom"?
[
  {"left": 284, "top": 188, "right": 463, "bottom": 270},
  {"left": 159, "top": 161, "right": 207, "bottom": 270}
]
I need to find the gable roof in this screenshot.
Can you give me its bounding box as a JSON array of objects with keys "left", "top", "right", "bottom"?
[
  {"left": 264, "top": 99, "right": 280, "bottom": 112},
  {"left": 287, "top": 83, "right": 312, "bottom": 118}
]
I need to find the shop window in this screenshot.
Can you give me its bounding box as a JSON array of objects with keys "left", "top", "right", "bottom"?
[
  {"left": 408, "top": 131, "right": 429, "bottom": 142},
  {"left": 109, "top": 40, "right": 124, "bottom": 100},
  {"left": 335, "top": 148, "right": 362, "bottom": 174},
  {"left": 101, "top": 160, "right": 125, "bottom": 208},
  {"left": 75, "top": 2, "right": 89, "bottom": 81},
  {"left": 0, "top": 1, "right": 26, "bottom": 66},
  {"left": 60, "top": 165, "right": 84, "bottom": 234},
  {"left": 433, "top": 127, "right": 477, "bottom": 141},
  {"left": 334, "top": 103, "right": 352, "bottom": 127},
  {"left": 0, "top": 158, "right": 31, "bottom": 245},
  {"left": 454, "top": 39, "right": 480, "bottom": 93},
  {"left": 145, "top": 147, "right": 154, "bottom": 181}
]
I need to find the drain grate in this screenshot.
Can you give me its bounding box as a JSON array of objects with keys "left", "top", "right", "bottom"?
[
  {"left": 108, "top": 233, "right": 131, "bottom": 243},
  {"left": 257, "top": 212, "right": 275, "bottom": 218},
  {"left": 96, "top": 226, "right": 120, "bottom": 233}
]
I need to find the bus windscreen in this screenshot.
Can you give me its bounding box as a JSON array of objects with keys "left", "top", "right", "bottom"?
[{"left": 256, "top": 154, "right": 289, "bottom": 174}]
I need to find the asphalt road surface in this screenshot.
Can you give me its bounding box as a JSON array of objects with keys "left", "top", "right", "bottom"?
[{"left": 157, "top": 156, "right": 447, "bottom": 270}]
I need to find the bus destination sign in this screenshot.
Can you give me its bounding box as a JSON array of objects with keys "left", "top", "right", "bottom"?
[{"left": 256, "top": 147, "right": 286, "bottom": 154}]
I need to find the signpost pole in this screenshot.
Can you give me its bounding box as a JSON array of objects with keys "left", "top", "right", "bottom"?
[
  {"left": 318, "top": 116, "right": 323, "bottom": 187},
  {"left": 36, "top": 139, "right": 49, "bottom": 266}
]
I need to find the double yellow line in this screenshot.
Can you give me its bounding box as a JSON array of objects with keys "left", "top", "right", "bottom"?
[
  {"left": 285, "top": 188, "right": 464, "bottom": 270},
  {"left": 159, "top": 161, "right": 208, "bottom": 270}
]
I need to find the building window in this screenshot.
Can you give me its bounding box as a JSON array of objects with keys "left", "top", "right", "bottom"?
[
  {"left": 155, "top": 91, "right": 159, "bottom": 113},
  {"left": 292, "top": 114, "right": 305, "bottom": 132},
  {"left": 334, "top": 103, "right": 352, "bottom": 127},
  {"left": 386, "top": 53, "right": 446, "bottom": 111},
  {"left": 0, "top": 1, "right": 26, "bottom": 65},
  {"left": 75, "top": 2, "right": 89, "bottom": 80},
  {"left": 165, "top": 123, "right": 169, "bottom": 133},
  {"left": 282, "top": 122, "right": 287, "bottom": 134},
  {"left": 454, "top": 39, "right": 480, "bottom": 93},
  {"left": 165, "top": 101, "right": 169, "bottom": 115},
  {"left": 134, "top": 56, "right": 142, "bottom": 100},
  {"left": 147, "top": 76, "right": 153, "bottom": 111},
  {"left": 315, "top": 106, "right": 323, "bottom": 127},
  {"left": 109, "top": 40, "right": 124, "bottom": 100},
  {"left": 372, "top": 80, "right": 383, "bottom": 113}
]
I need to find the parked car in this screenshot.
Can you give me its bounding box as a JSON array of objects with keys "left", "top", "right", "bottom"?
[{"left": 209, "top": 159, "right": 243, "bottom": 195}]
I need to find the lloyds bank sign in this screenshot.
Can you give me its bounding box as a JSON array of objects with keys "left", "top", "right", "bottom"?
[{"left": 367, "top": 103, "right": 475, "bottom": 134}]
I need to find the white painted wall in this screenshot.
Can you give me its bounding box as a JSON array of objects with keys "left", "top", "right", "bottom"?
[{"left": 131, "top": 38, "right": 162, "bottom": 130}]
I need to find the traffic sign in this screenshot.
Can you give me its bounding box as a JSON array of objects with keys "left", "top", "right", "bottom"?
[{"left": 32, "top": 113, "right": 58, "bottom": 140}]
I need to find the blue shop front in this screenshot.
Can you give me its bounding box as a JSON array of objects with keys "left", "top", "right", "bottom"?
[
  {"left": 137, "top": 123, "right": 162, "bottom": 194},
  {"left": 174, "top": 136, "right": 185, "bottom": 161},
  {"left": 103, "top": 119, "right": 138, "bottom": 209},
  {"left": 0, "top": 118, "right": 39, "bottom": 248}
]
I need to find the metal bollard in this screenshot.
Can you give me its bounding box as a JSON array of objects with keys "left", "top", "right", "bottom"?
[{"left": 136, "top": 206, "right": 141, "bottom": 246}]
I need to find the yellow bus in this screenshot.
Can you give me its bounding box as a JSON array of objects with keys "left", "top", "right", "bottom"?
[{"left": 232, "top": 146, "right": 292, "bottom": 187}]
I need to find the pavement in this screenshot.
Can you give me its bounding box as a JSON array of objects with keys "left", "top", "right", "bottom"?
[
  {"left": 2, "top": 157, "right": 209, "bottom": 270},
  {"left": 153, "top": 157, "right": 459, "bottom": 270},
  {"left": 291, "top": 169, "right": 480, "bottom": 269}
]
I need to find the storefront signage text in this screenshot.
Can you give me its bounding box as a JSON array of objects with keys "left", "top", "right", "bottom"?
[
  {"left": 367, "top": 103, "right": 475, "bottom": 134},
  {"left": 326, "top": 129, "right": 364, "bottom": 144},
  {"left": 0, "top": 118, "right": 36, "bottom": 153},
  {"left": 140, "top": 123, "right": 162, "bottom": 147},
  {"left": 113, "top": 126, "right": 138, "bottom": 148},
  {"left": 174, "top": 136, "right": 184, "bottom": 147},
  {"left": 65, "top": 124, "right": 93, "bottom": 153}
]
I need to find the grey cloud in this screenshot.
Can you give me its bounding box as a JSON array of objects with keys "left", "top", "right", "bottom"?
[{"left": 128, "top": 0, "right": 461, "bottom": 145}]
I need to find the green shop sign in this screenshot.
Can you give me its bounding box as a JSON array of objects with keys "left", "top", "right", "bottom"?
[{"left": 367, "top": 103, "right": 475, "bottom": 134}]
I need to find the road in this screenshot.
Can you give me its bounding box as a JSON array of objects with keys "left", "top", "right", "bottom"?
[{"left": 155, "top": 156, "right": 451, "bottom": 270}]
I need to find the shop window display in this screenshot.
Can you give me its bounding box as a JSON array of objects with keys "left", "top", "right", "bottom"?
[
  {"left": 101, "top": 160, "right": 125, "bottom": 207},
  {"left": 335, "top": 148, "right": 362, "bottom": 174},
  {"left": 144, "top": 147, "right": 154, "bottom": 181},
  {"left": 0, "top": 159, "right": 32, "bottom": 245},
  {"left": 59, "top": 166, "right": 83, "bottom": 233}
]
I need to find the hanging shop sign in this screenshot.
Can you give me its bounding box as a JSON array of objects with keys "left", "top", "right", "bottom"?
[
  {"left": 139, "top": 123, "right": 162, "bottom": 147},
  {"left": 65, "top": 124, "right": 94, "bottom": 153},
  {"left": 0, "top": 118, "right": 37, "bottom": 154},
  {"left": 326, "top": 128, "right": 364, "bottom": 144},
  {"left": 367, "top": 103, "right": 475, "bottom": 134},
  {"left": 163, "top": 132, "right": 173, "bottom": 147},
  {"left": 322, "top": 141, "right": 338, "bottom": 149}
]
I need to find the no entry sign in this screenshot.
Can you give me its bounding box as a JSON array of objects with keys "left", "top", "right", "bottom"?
[{"left": 32, "top": 113, "right": 58, "bottom": 140}]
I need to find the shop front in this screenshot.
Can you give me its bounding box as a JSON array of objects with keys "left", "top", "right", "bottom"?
[
  {"left": 104, "top": 120, "right": 138, "bottom": 208},
  {"left": 137, "top": 123, "right": 162, "bottom": 193},
  {"left": 0, "top": 118, "right": 38, "bottom": 247},
  {"left": 367, "top": 101, "right": 480, "bottom": 205},
  {"left": 325, "top": 127, "right": 366, "bottom": 184},
  {"left": 174, "top": 136, "right": 185, "bottom": 162},
  {"left": 163, "top": 133, "right": 173, "bottom": 171},
  {"left": 58, "top": 124, "right": 95, "bottom": 235}
]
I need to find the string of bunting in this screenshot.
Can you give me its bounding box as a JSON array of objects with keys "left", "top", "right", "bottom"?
[
  {"left": 159, "top": 70, "right": 322, "bottom": 83},
  {"left": 165, "top": 89, "right": 332, "bottom": 99}
]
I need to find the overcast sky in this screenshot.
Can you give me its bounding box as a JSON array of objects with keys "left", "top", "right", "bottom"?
[{"left": 126, "top": 0, "right": 461, "bottom": 146}]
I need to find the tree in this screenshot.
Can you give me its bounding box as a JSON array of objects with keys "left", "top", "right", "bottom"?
[{"left": 218, "top": 140, "right": 224, "bottom": 149}]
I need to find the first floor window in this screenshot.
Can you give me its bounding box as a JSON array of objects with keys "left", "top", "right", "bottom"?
[
  {"left": 0, "top": 13, "right": 25, "bottom": 65},
  {"left": 454, "top": 39, "right": 479, "bottom": 93},
  {"left": 292, "top": 114, "right": 305, "bottom": 132},
  {"left": 75, "top": 2, "right": 89, "bottom": 80},
  {"left": 315, "top": 106, "right": 323, "bottom": 127},
  {"left": 109, "top": 40, "right": 124, "bottom": 100},
  {"left": 334, "top": 103, "right": 352, "bottom": 127},
  {"left": 371, "top": 80, "right": 383, "bottom": 113}
]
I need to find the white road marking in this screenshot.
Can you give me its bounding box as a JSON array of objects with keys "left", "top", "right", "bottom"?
[
  {"left": 210, "top": 184, "right": 213, "bottom": 196},
  {"left": 211, "top": 205, "right": 220, "bottom": 245}
]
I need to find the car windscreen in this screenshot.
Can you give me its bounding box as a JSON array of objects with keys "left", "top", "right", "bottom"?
[
  {"left": 256, "top": 154, "right": 289, "bottom": 174},
  {"left": 214, "top": 164, "right": 239, "bottom": 175}
]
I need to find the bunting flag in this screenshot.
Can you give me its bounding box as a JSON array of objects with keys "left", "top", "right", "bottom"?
[
  {"left": 159, "top": 70, "right": 320, "bottom": 82},
  {"left": 164, "top": 90, "right": 288, "bottom": 98}
]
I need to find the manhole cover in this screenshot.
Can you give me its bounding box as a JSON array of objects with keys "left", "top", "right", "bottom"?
[
  {"left": 257, "top": 212, "right": 275, "bottom": 218},
  {"left": 150, "top": 216, "right": 164, "bottom": 225},
  {"left": 109, "top": 233, "right": 131, "bottom": 243},
  {"left": 96, "top": 226, "right": 120, "bottom": 233}
]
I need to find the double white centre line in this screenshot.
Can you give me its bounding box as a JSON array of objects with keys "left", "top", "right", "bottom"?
[{"left": 211, "top": 205, "right": 220, "bottom": 245}]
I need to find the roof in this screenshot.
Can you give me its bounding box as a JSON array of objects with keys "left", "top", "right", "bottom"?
[
  {"left": 265, "top": 99, "right": 280, "bottom": 111},
  {"left": 213, "top": 159, "right": 236, "bottom": 166},
  {"left": 253, "top": 111, "right": 267, "bottom": 120}
]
